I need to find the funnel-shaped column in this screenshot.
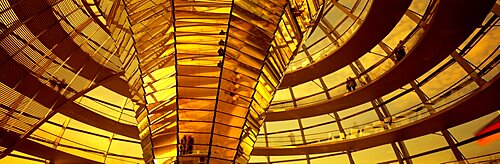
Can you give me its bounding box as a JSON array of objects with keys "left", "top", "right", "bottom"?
[{"left": 125, "top": 0, "right": 319, "bottom": 163}]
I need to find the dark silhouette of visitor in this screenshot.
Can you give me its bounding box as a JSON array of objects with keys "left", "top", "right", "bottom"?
[
  {"left": 58, "top": 79, "right": 68, "bottom": 91},
  {"left": 351, "top": 78, "right": 357, "bottom": 90},
  {"left": 395, "top": 40, "right": 406, "bottom": 61},
  {"left": 346, "top": 77, "right": 357, "bottom": 92},
  {"left": 180, "top": 135, "right": 187, "bottom": 155},
  {"left": 49, "top": 78, "right": 68, "bottom": 92},
  {"left": 288, "top": 133, "right": 295, "bottom": 144},
  {"left": 218, "top": 47, "right": 224, "bottom": 56},
  {"left": 187, "top": 135, "right": 194, "bottom": 154},
  {"left": 346, "top": 78, "right": 351, "bottom": 91},
  {"left": 228, "top": 91, "right": 240, "bottom": 102},
  {"left": 49, "top": 79, "right": 58, "bottom": 88},
  {"left": 219, "top": 30, "right": 226, "bottom": 35},
  {"left": 218, "top": 39, "right": 225, "bottom": 45}
]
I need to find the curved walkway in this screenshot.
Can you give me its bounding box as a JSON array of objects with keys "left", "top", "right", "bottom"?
[
  {"left": 4, "top": 70, "right": 497, "bottom": 160},
  {"left": 252, "top": 73, "right": 500, "bottom": 155},
  {"left": 279, "top": 0, "right": 411, "bottom": 88},
  {"left": 0, "top": 51, "right": 139, "bottom": 140},
  {"left": 7, "top": 0, "right": 130, "bottom": 97},
  {"left": 0, "top": 129, "right": 100, "bottom": 163},
  {"left": 265, "top": 0, "right": 495, "bottom": 121}
]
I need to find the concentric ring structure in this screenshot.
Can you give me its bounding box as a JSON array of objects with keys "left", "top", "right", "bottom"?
[{"left": 0, "top": 0, "right": 499, "bottom": 164}]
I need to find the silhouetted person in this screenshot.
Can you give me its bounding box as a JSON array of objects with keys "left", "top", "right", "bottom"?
[
  {"left": 346, "top": 77, "right": 357, "bottom": 92},
  {"left": 49, "top": 78, "right": 68, "bottom": 92},
  {"left": 396, "top": 40, "right": 403, "bottom": 48},
  {"left": 218, "top": 47, "right": 224, "bottom": 56},
  {"left": 58, "top": 79, "right": 68, "bottom": 91},
  {"left": 396, "top": 47, "right": 406, "bottom": 61},
  {"left": 346, "top": 78, "right": 350, "bottom": 91},
  {"left": 219, "top": 30, "right": 226, "bottom": 35},
  {"left": 288, "top": 133, "right": 295, "bottom": 144},
  {"left": 218, "top": 39, "right": 225, "bottom": 45},
  {"left": 395, "top": 40, "right": 406, "bottom": 61},
  {"left": 229, "top": 92, "right": 236, "bottom": 97},
  {"left": 217, "top": 61, "right": 222, "bottom": 68},
  {"left": 48, "top": 79, "right": 58, "bottom": 88},
  {"left": 229, "top": 91, "right": 240, "bottom": 102},
  {"left": 180, "top": 135, "right": 187, "bottom": 155},
  {"left": 350, "top": 78, "right": 357, "bottom": 90},
  {"left": 187, "top": 135, "right": 194, "bottom": 154}
]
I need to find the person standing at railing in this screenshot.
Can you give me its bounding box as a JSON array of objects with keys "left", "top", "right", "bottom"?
[
  {"left": 218, "top": 47, "right": 224, "bottom": 56},
  {"left": 395, "top": 40, "right": 407, "bottom": 61},
  {"left": 288, "top": 132, "right": 296, "bottom": 145},
  {"left": 180, "top": 135, "right": 187, "bottom": 155},
  {"left": 346, "top": 77, "right": 357, "bottom": 92},
  {"left": 187, "top": 135, "right": 194, "bottom": 154}
]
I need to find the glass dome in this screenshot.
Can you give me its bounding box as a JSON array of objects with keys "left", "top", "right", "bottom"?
[{"left": 0, "top": 0, "right": 498, "bottom": 163}]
